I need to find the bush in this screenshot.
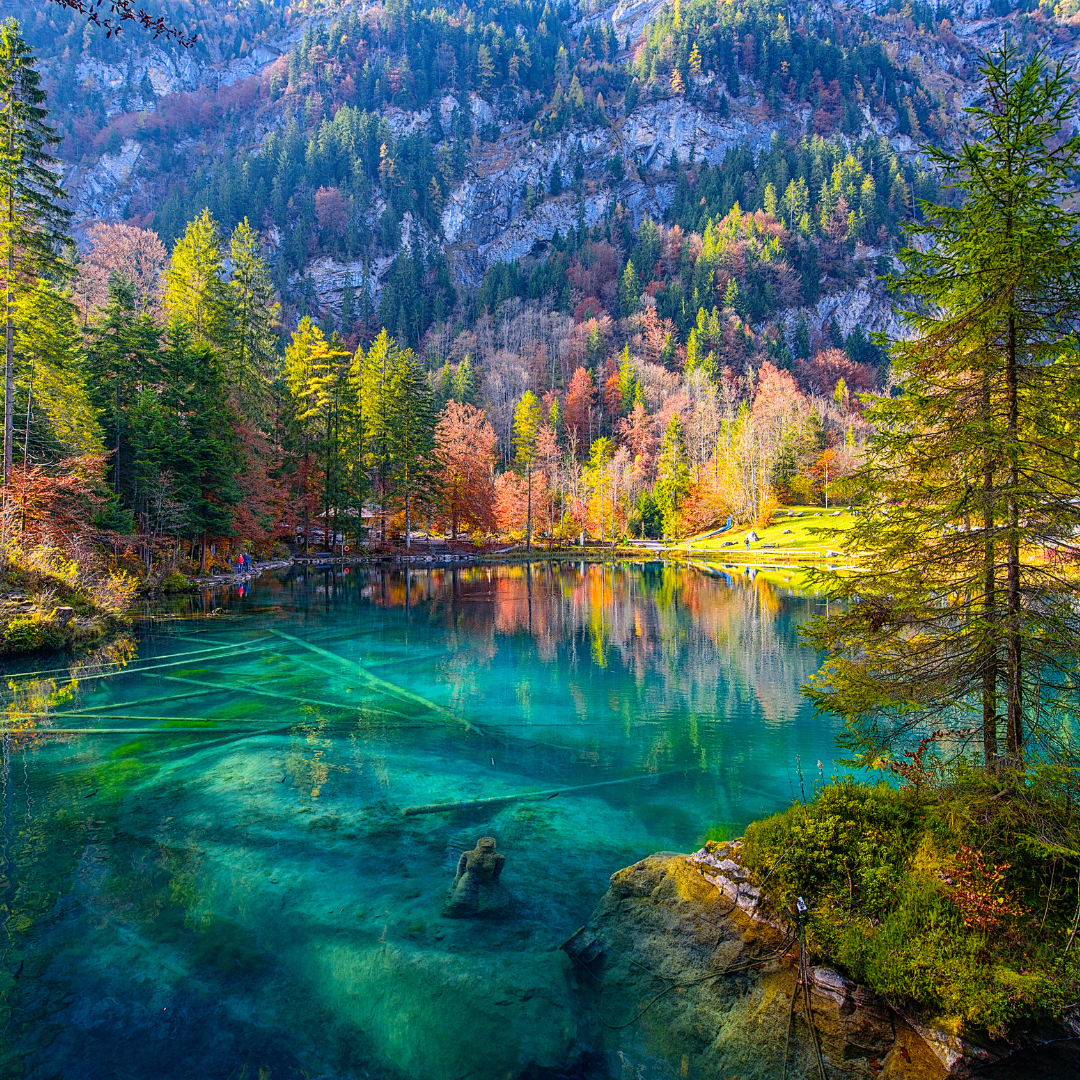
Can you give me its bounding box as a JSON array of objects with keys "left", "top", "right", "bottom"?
[
  {"left": 3, "top": 614, "right": 66, "bottom": 652},
  {"left": 162, "top": 570, "right": 191, "bottom": 592},
  {"left": 740, "top": 773, "right": 1080, "bottom": 1037}
]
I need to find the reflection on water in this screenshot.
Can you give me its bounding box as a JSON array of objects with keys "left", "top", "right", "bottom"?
[{"left": 0, "top": 561, "right": 843, "bottom": 1080}]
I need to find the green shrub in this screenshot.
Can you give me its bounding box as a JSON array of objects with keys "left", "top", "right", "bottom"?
[
  {"left": 162, "top": 570, "right": 191, "bottom": 592},
  {"left": 2, "top": 614, "right": 66, "bottom": 652},
  {"left": 739, "top": 773, "right": 1080, "bottom": 1037}
]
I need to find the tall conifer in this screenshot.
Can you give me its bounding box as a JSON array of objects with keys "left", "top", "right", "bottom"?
[
  {"left": 0, "top": 20, "right": 71, "bottom": 485},
  {"left": 805, "top": 42, "right": 1080, "bottom": 772}
]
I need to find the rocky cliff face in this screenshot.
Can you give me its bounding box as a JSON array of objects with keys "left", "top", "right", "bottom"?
[
  {"left": 566, "top": 851, "right": 947, "bottom": 1080},
  {"left": 57, "top": 0, "right": 1080, "bottom": 336}
]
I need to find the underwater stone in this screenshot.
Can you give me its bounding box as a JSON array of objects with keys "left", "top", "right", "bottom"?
[{"left": 444, "top": 836, "right": 510, "bottom": 919}]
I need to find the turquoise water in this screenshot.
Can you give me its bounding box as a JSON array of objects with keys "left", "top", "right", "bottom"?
[{"left": 0, "top": 561, "right": 845, "bottom": 1080}]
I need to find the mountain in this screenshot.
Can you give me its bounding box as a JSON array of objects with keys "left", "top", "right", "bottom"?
[{"left": 11, "top": 0, "right": 1079, "bottom": 354}]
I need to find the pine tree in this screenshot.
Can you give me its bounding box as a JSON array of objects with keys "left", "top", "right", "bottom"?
[
  {"left": 86, "top": 276, "right": 164, "bottom": 501},
  {"left": 227, "top": 218, "right": 279, "bottom": 414},
  {"left": 655, "top": 414, "right": 689, "bottom": 540},
  {"left": 285, "top": 316, "right": 354, "bottom": 552},
  {"left": 452, "top": 354, "right": 475, "bottom": 404},
  {"left": 805, "top": 42, "right": 1080, "bottom": 773},
  {"left": 383, "top": 339, "right": 434, "bottom": 549},
  {"left": 617, "top": 262, "right": 641, "bottom": 318},
  {"left": 14, "top": 279, "right": 101, "bottom": 462},
  {"left": 0, "top": 20, "right": 72, "bottom": 485}
]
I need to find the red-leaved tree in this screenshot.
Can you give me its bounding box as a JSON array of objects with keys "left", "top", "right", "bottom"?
[
  {"left": 564, "top": 366, "right": 595, "bottom": 457},
  {"left": 432, "top": 402, "right": 497, "bottom": 538},
  {"left": 74, "top": 223, "right": 167, "bottom": 322}
]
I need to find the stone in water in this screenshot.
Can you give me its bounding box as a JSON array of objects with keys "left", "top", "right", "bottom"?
[{"left": 444, "top": 836, "right": 510, "bottom": 919}]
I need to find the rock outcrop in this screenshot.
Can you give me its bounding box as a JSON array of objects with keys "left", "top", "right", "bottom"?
[{"left": 565, "top": 851, "right": 946, "bottom": 1080}]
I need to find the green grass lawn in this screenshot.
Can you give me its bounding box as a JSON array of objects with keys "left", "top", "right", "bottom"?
[{"left": 681, "top": 505, "right": 860, "bottom": 559}]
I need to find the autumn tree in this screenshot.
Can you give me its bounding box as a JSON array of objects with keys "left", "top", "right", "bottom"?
[
  {"left": 74, "top": 223, "right": 166, "bottom": 323},
  {"left": 285, "top": 317, "right": 355, "bottom": 552},
  {"left": 513, "top": 389, "right": 542, "bottom": 550},
  {"left": 564, "top": 366, "right": 594, "bottom": 457},
  {"left": 433, "top": 401, "right": 496, "bottom": 538}
]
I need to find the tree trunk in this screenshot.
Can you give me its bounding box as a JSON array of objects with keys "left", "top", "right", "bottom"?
[
  {"left": 982, "top": 378, "right": 998, "bottom": 770},
  {"left": 1005, "top": 312, "right": 1023, "bottom": 761},
  {"left": 405, "top": 481, "right": 411, "bottom": 550},
  {"left": 22, "top": 360, "right": 32, "bottom": 467},
  {"left": 525, "top": 464, "right": 532, "bottom": 551},
  {"left": 200, "top": 531, "right": 208, "bottom": 574}
]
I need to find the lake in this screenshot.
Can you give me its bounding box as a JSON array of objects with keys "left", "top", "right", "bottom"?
[{"left": 0, "top": 561, "right": 845, "bottom": 1080}]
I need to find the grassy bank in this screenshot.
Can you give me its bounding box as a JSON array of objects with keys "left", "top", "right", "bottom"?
[
  {"left": 735, "top": 769, "right": 1080, "bottom": 1040},
  {"left": 0, "top": 543, "right": 137, "bottom": 654},
  {"left": 680, "top": 506, "right": 863, "bottom": 561}
]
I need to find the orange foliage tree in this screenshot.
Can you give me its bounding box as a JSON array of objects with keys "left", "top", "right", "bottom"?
[
  {"left": 564, "top": 366, "right": 595, "bottom": 457},
  {"left": 432, "top": 402, "right": 497, "bottom": 537}
]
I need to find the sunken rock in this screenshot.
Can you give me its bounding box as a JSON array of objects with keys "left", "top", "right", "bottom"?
[{"left": 444, "top": 836, "right": 510, "bottom": 919}]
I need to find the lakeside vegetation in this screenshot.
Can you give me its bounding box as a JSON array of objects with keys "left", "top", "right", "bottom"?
[
  {"left": 716, "top": 41, "right": 1080, "bottom": 1055},
  {"left": 2, "top": 0, "right": 1080, "bottom": 1061}
]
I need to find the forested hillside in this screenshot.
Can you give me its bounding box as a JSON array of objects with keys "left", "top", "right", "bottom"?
[{"left": 3, "top": 0, "right": 1078, "bottom": 574}]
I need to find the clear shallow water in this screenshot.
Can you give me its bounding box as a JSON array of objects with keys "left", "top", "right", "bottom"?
[{"left": 0, "top": 561, "right": 845, "bottom": 1080}]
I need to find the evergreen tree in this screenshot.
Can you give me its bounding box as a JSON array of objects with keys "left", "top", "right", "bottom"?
[
  {"left": 14, "top": 279, "right": 100, "bottom": 462},
  {"left": 159, "top": 325, "right": 241, "bottom": 570},
  {"left": 0, "top": 20, "right": 71, "bottom": 484},
  {"left": 285, "top": 316, "right": 354, "bottom": 552},
  {"left": 617, "top": 261, "right": 641, "bottom": 318},
  {"left": 452, "top": 354, "right": 475, "bottom": 404},
  {"left": 227, "top": 218, "right": 279, "bottom": 413},
  {"left": 806, "top": 42, "right": 1080, "bottom": 773},
  {"left": 86, "top": 276, "right": 163, "bottom": 501},
  {"left": 383, "top": 339, "right": 434, "bottom": 549},
  {"left": 164, "top": 208, "right": 229, "bottom": 344}
]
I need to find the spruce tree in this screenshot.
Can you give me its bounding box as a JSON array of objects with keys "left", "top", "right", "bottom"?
[
  {"left": 14, "top": 279, "right": 101, "bottom": 461},
  {"left": 383, "top": 339, "right": 434, "bottom": 549},
  {"left": 805, "top": 42, "right": 1080, "bottom": 773},
  {"left": 86, "top": 276, "right": 164, "bottom": 501},
  {"left": 0, "top": 20, "right": 71, "bottom": 485},
  {"left": 655, "top": 414, "right": 689, "bottom": 540},
  {"left": 227, "top": 218, "right": 278, "bottom": 413}
]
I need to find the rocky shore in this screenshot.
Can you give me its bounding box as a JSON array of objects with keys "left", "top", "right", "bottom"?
[{"left": 564, "top": 848, "right": 1080, "bottom": 1080}]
